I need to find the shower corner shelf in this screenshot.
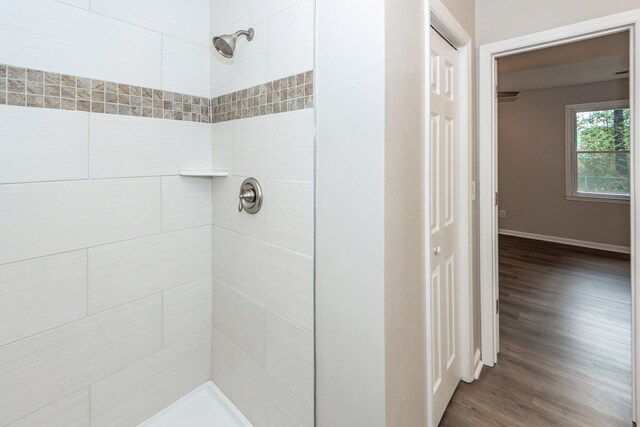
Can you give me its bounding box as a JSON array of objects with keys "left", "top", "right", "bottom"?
[{"left": 179, "top": 169, "right": 229, "bottom": 177}]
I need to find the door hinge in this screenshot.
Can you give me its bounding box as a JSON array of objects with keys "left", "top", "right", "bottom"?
[
  {"left": 495, "top": 191, "right": 499, "bottom": 206},
  {"left": 496, "top": 299, "right": 500, "bottom": 314}
]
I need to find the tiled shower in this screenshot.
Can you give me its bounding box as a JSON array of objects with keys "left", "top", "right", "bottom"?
[{"left": 0, "top": 0, "right": 314, "bottom": 426}]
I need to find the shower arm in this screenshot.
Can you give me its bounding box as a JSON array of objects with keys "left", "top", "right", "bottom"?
[{"left": 234, "top": 29, "right": 254, "bottom": 41}]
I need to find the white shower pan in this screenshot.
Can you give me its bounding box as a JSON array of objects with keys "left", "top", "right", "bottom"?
[{"left": 138, "top": 381, "right": 253, "bottom": 427}]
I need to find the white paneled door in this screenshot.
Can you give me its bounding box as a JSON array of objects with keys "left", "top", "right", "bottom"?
[{"left": 429, "top": 27, "right": 461, "bottom": 426}]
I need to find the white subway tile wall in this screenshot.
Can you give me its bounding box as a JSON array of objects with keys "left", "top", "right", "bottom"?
[
  {"left": 0, "top": 251, "right": 87, "bottom": 347},
  {"left": 88, "top": 114, "right": 212, "bottom": 178},
  {"left": 87, "top": 226, "right": 212, "bottom": 314},
  {"left": 0, "top": 1, "right": 216, "bottom": 425},
  {"left": 163, "top": 277, "right": 213, "bottom": 347},
  {"left": 210, "top": 0, "right": 315, "bottom": 425},
  {"left": 90, "top": 329, "right": 212, "bottom": 427},
  {"left": 0, "top": 0, "right": 314, "bottom": 425},
  {"left": 161, "top": 35, "right": 212, "bottom": 97},
  {"left": 0, "top": 106, "right": 88, "bottom": 183},
  {"left": 8, "top": 388, "right": 91, "bottom": 427},
  {"left": 0, "top": 295, "right": 163, "bottom": 425}
]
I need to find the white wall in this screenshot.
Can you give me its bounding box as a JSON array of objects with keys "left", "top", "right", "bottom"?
[
  {"left": 209, "top": 0, "right": 315, "bottom": 426},
  {"left": 315, "top": 0, "right": 386, "bottom": 424},
  {"left": 0, "top": 1, "right": 213, "bottom": 425},
  {"left": 476, "top": 0, "right": 640, "bottom": 45}
]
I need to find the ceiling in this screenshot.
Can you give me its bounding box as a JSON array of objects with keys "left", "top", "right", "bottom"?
[{"left": 497, "top": 31, "right": 629, "bottom": 92}]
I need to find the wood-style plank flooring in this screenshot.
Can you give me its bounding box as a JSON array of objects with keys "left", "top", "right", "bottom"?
[{"left": 440, "top": 235, "right": 632, "bottom": 427}]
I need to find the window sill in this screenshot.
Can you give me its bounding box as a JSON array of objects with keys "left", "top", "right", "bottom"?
[{"left": 565, "top": 195, "right": 630, "bottom": 205}]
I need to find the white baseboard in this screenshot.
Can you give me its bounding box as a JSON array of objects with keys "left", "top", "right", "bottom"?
[
  {"left": 473, "top": 349, "right": 483, "bottom": 380},
  {"left": 498, "top": 229, "right": 630, "bottom": 254}
]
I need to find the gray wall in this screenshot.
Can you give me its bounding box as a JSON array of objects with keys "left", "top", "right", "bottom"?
[
  {"left": 498, "top": 79, "right": 631, "bottom": 248},
  {"left": 385, "top": 0, "right": 427, "bottom": 424}
]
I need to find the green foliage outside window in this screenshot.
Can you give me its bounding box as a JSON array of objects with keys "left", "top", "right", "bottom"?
[{"left": 575, "top": 108, "right": 630, "bottom": 196}]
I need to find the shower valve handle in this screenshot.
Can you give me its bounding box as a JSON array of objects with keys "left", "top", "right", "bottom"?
[{"left": 238, "top": 189, "right": 256, "bottom": 212}]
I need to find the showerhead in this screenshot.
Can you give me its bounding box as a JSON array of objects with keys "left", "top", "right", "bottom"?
[{"left": 213, "top": 28, "right": 254, "bottom": 58}]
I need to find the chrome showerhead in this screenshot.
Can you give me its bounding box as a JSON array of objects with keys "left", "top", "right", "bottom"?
[{"left": 212, "top": 28, "right": 254, "bottom": 58}]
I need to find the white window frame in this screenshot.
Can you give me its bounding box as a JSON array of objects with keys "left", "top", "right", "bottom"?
[{"left": 565, "top": 99, "right": 631, "bottom": 204}]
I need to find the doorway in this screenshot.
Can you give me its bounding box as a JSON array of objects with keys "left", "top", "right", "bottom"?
[{"left": 478, "top": 11, "right": 640, "bottom": 423}]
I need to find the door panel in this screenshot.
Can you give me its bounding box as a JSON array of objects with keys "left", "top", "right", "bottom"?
[{"left": 429, "top": 27, "right": 461, "bottom": 426}]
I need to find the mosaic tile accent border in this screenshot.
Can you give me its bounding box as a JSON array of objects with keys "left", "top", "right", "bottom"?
[
  {"left": 211, "top": 71, "right": 313, "bottom": 123},
  {"left": 0, "top": 64, "right": 314, "bottom": 124},
  {"left": 0, "top": 64, "right": 211, "bottom": 123}
]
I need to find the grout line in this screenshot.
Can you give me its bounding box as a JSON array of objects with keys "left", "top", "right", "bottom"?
[
  {"left": 225, "top": 329, "right": 313, "bottom": 412},
  {"left": 53, "top": 0, "right": 90, "bottom": 12},
  {"left": 161, "top": 291, "right": 165, "bottom": 348},
  {"left": 88, "top": 274, "right": 212, "bottom": 318},
  {"left": 160, "top": 34, "right": 164, "bottom": 90},
  {"left": 0, "top": 173, "right": 313, "bottom": 188},
  {"left": 0, "top": 224, "right": 212, "bottom": 268},
  {"left": 87, "top": 9, "right": 211, "bottom": 48},
  {"left": 0, "top": 174, "right": 197, "bottom": 187},
  {"left": 214, "top": 277, "right": 312, "bottom": 334},
  {"left": 160, "top": 176, "right": 164, "bottom": 232},
  {"left": 0, "top": 272, "right": 213, "bottom": 351},
  {"left": 87, "top": 107, "right": 90, "bottom": 178},
  {"left": 212, "top": 222, "right": 313, "bottom": 259},
  {"left": 86, "top": 249, "right": 90, "bottom": 317}
]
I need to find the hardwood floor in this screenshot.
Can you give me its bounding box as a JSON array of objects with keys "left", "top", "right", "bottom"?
[{"left": 440, "top": 235, "right": 632, "bottom": 427}]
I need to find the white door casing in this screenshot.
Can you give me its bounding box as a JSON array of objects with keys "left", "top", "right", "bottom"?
[{"left": 428, "top": 27, "right": 461, "bottom": 426}]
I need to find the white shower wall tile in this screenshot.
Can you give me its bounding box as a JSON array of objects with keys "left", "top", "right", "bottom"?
[
  {"left": 89, "top": 114, "right": 211, "bottom": 178},
  {"left": 212, "top": 175, "right": 266, "bottom": 240},
  {"left": 230, "top": 0, "right": 303, "bottom": 30},
  {"left": 0, "top": 295, "right": 163, "bottom": 426},
  {"left": 213, "top": 280, "right": 267, "bottom": 368},
  {"left": 90, "top": 329, "right": 212, "bottom": 427},
  {"left": 265, "top": 0, "right": 314, "bottom": 82},
  {"left": 212, "top": 328, "right": 234, "bottom": 397},
  {"left": 212, "top": 176, "right": 313, "bottom": 256},
  {"left": 162, "top": 176, "right": 213, "bottom": 232},
  {"left": 265, "top": 311, "right": 314, "bottom": 409},
  {"left": 162, "top": 36, "right": 211, "bottom": 97},
  {"left": 212, "top": 226, "right": 313, "bottom": 332},
  {"left": 0, "top": 177, "right": 161, "bottom": 266},
  {"left": 231, "top": 109, "right": 314, "bottom": 182},
  {"left": 92, "top": 0, "right": 211, "bottom": 47},
  {"left": 0, "top": 0, "right": 162, "bottom": 88},
  {"left": 211, "top": 0, "right": 234, "bottom": 37},
  {"left": 0, "top": 251, "right": 87, "bottom": 347},
  {"left": 0, "top": 106, "right": 88, "bottom": 184},
  {"left": 88, "top": 226, "right": 212, "bottom": 314},
  {"left": 262, "top": 179, "right": 314, "bottom": 256},
  {"left": 8, "top": 388, "right": 90, "bottom": 427},
  {"left": 163, "top": 276, "right": 213, "bottom": 347},
  {"left": 232, "top": 348, "right": 313, "bottom": 427},
  {"left": 212, "top": 121, "right": 233, "bottom": 171}
]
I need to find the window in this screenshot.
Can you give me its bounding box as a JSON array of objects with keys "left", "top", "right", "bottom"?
[{"left": 565, "top": 100, "right": 630, "bottom": 203}]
